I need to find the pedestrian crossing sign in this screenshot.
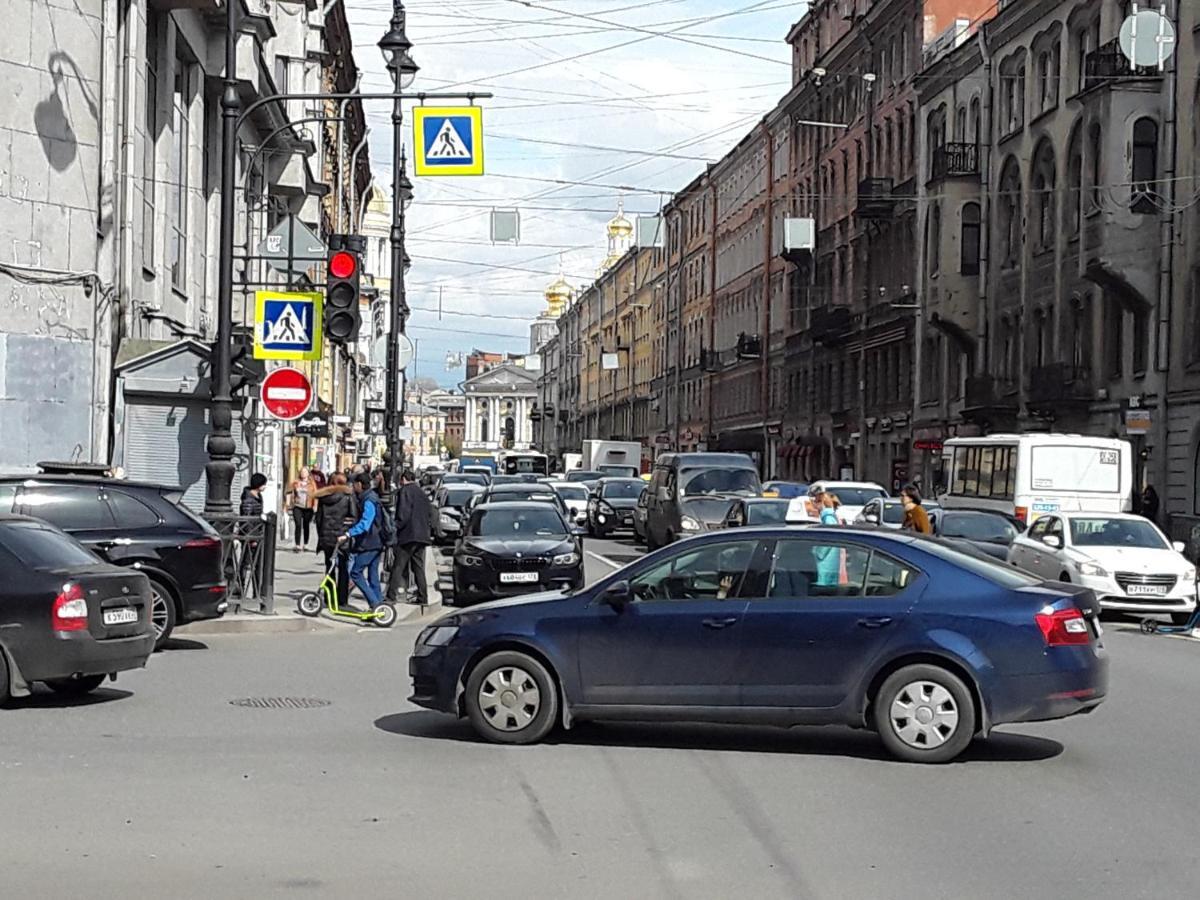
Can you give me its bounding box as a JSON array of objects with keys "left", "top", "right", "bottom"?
[
  {"left": 413, "top": 106, "right": 485, "bottom": 176},
  {"left": 254, "top": 290, "right": 323, "bottom": 361}
]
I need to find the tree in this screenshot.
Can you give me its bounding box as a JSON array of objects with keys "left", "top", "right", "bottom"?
[{"left": 443, "top": 435, "right": 462, "bottom": 459}]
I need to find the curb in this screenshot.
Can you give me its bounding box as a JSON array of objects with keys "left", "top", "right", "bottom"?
[{"left": 177, "top": 600, "right": 445, "bottom": 636}]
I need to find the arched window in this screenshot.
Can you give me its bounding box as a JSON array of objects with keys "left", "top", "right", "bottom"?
[
  {"left": 1131, "top": 117, "right": 1159, "bottom": 214},
  {"left": 998, "top": 157, "right": 1023, "bottom": 269},
  {"left": 1066, "top": 125, "right": 1083, "bottom": 237},
  {"left": 1032, "top": 140, "right": 1057, "bottom": 252},
  {"left": 1088, "top": 122, "right": 1103, "bottom": 210},
  {"left": 955, "top": 104, "right": 967, "bottom": 140},
  {"left": 969, "top": 97, "right": 981, "bottom": 143},
  {"left": 926, "top": 203, "right": 942, "bottom": 277},
  {"left": 961, "top": 202, "right": 981, "bottom": 275}
]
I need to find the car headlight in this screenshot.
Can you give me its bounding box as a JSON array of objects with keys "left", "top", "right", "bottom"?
[
  {"left": 439, "top": 512, "right": 458, "bottom": 525},
  {"left": 680, "top": 516, "right": 701, "bottom": 531},
  {"left": 417, "top": 625, "right": 459, "bottom": 647},
  {"left": 1078, "top": 561, "right": 1108, "bottom": 578},
  {"left": 458, "top": 554, "right": 483, "bottom": 567},
  {"left": 552, "top": 551, "right": 579, "bottom": 566},
  {"left": 1182, "top": 567, "right": 1197, "bottom": 584},
  {"left": 597, "top": 513, "right": 607, "bottom": 523}
]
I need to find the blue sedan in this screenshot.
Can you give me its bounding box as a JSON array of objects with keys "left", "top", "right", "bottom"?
[{"left": 409, "top": 527, "right": 1108, "bottom": 763}]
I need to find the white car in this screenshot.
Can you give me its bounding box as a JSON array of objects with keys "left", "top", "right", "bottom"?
[
  {"left": 786, "top": 480, "right": 889, "bottom": 525},
  {"left": 547, "top": 482, "right": 590, "bottom": 527},
  {"left": 854, "top": 497, "right": 942, "bottom": 530},
  {"left": 1007, "top": 512, "right": 1197, "bottom": 623}
]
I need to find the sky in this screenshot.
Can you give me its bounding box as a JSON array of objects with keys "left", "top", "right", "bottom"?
[{"left": 344, "top": 0, "right": 805, "bottom": 387}]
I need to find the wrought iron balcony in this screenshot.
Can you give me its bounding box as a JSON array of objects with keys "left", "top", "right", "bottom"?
[
  {"left": 810, "top": 306, "right": 852, "bottom": 346},
  {"left": 1027, "top": 363, "right": 1092, "bottom": 410},
  {"left": 930, "top": 142, "right": 980, "bottom": 181},
  {"left": 856, "top": 177, "right": 896, "bottom": 220},
  {"left": 963, "top": 375, "right": 1018, "bottom": 419},
  {"left": 1084, "top": 37, "right": 1163, "bottom": 90}
]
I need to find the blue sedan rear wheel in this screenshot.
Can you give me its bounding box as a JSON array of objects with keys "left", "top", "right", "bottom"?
[{"left": 874, "top": 664, "right": 976, "bottom": 763}]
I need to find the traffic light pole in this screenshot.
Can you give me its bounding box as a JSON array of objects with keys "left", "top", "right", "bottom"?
[{"left": 383, "top": 145, "right": 409, "bottom": 494}]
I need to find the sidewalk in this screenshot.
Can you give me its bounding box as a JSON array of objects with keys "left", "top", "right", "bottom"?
[{"left": 178, "top": 544, "right": 445, "bottom": 636}]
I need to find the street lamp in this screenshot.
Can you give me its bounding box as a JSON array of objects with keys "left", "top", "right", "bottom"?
[{"left": 379, "top": 0, "right": 418, "bottom": 493}]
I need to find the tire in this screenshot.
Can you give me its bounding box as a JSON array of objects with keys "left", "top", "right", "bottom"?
[
  {"left": 373, "top": 603, "right": 398, "bottom": 628},
  {"left": 148, "top": 579, "right": 177, "bottom": 650},
  {"left": 297, "top": 592, "right": 322, "bottom": 617},
  {"left": 1059, "top": 572, "right": 1071, "bottom": 583},
  {"left": 0, "top": 652, "right": 10, "bottom": 704},
  {"left": 45, "top": 674, "right": 106, "bottom": 697},
  {"left": 873, "top": 664, "right": 976, "bottom": 763},
  {"left": 1171, "top": 612, "right": 1194, "bottom": 626},
  {"left": 464, "top": 650, "right": 559, "bottom": 745}
]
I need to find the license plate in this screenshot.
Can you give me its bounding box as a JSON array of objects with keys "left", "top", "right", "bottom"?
[
  {"left": 499, "top": 572, "right": 539, "bottom": 584},
  {"left": 1127, "top": 584, "right": 1168, "bottom": 596},
  {"left": 103, "top": 608, "right": 138, "bottom": 625}
]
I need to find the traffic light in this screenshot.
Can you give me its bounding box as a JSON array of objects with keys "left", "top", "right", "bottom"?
[{"left": 325, "top": 234, "right": 363, "bottom": 344}]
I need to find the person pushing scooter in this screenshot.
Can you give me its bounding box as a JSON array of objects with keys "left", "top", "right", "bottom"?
[{"left": 337, "top": 472, "right": 385, "bottom": 609}]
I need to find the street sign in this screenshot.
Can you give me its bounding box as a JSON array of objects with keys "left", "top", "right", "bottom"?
[
  {"left": 1119, "top": 8, "right": 1176, "bottom": 68},
  {"left": 1125, "top": 409, "right": 1152, "bottom": 435},
  {"left": 398, "top": 334, "right": 416, "bottom": 370},
  {"left": 254, "top": 291, "right": 323, "bottom": 361},
  {"left": 259, "top": 217, "right": 326, "bottom": 273},
  {"left": 294, "top": 412, "right": 330, "bottom": 438},
  {"left": 365, "top": 407, "right": 386, "bottom": 436},
  {"left": 413, "top": 107, "right": 485, "bottom": 176},
  {"left": 261, "top": 367, "right": 313, "bottom": 421}
]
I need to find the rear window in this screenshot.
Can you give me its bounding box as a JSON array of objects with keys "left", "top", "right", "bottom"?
[
  {"left": 916, "top": 538, "right": 1039, "bottom": 588},
  {"left": 0, "top": 521, "right": 99, "bottom": 569},
  {"left": 941, "top": 512, "right": 1019, "bottom": 544}
]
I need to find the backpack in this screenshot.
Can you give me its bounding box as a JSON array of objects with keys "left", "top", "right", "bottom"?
[{"left": 374, "top": 498, "right": 398, "bottom": 547}]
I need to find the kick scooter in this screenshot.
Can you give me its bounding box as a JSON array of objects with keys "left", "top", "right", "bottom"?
[{"left": 296, "top": 549, "right": 397, "bottom": 627}]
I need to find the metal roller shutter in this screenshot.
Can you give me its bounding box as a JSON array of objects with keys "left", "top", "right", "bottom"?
[{"left": 123, "top": 401, "right": 251, "bottom": 512}]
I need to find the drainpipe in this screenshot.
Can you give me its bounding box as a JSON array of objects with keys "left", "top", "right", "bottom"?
[
  {"left": 975, "top": 28, "right": 993, "bottom": 370},
  {"left": 347, "top": 128, "right": 370, "bottom": 232},
  {"left": 760, "top": 119, "right": 774, "bottom": 476},
  {"left": 334, "top": 76, "right": 361, "bottom": 233},
  {"left": 1154, "top": 0, "right": 1179, "bottom": 512}
]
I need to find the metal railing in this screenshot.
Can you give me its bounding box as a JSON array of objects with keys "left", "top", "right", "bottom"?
[
  {"left": 206, "top": 512, "right": 278, "bottom": 615},
  {"left": 930, "top": 142, "right": 980, "bottom": 180},
  {"left": 1084, "top": 37, "right": 1162, "bottom": 89}
]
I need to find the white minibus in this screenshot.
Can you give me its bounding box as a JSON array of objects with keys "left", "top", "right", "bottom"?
[{"left": 940, "top": 434, "right": 1132, "bottom": 525}]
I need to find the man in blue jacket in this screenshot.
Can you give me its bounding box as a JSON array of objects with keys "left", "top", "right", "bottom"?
[{"left": 338, "top": 472, "right": 384, "bottom": 608}]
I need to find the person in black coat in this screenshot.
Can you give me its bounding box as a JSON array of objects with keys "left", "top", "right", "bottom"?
[
  {"left": 388, "top": 469, "right": 433, "bottom": 604},
  {"left": 236, "top": 473, "right": 268, "bottom": 594},
  {"left": 314, "top": 473, "right": 357, "bottom": 605}
]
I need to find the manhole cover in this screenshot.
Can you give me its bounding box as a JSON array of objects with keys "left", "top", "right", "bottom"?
[{"left": 229, "top": 697, "right": 332, "bottom": 710}]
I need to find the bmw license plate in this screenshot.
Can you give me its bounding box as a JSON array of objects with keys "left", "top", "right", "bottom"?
[
  {"left": 499, "top": 572, "right": 539, "bottom": 584},
  {"left": 103, "top": 607, "right": 138, "bottom": 625},
  {"left": 1127, "top": 584, "right": 1168, "bottom": 597}
]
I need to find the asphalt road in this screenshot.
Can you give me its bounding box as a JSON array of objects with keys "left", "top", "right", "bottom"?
[{"left": 2, "top": 531, "right": 1198, "bottom": 899}]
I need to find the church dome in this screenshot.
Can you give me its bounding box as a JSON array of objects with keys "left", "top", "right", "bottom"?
[
  {"left": 606, "top": 198, "right": 634, "bottom": 238},
  {"left": 543, "top": 273, "right": 571, "bottom": 318}
]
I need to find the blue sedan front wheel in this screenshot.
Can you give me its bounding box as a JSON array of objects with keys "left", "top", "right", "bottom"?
[
  {"left": 874, "top": 664, "right": 976, "bottom": 763},
  {"left": 465, "top": 651, "right": 559, "bottom": 745}
]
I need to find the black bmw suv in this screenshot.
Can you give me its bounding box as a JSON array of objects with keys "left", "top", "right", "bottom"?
[{"left": 0, "top": 472, "right": 227, "bottom": 647}]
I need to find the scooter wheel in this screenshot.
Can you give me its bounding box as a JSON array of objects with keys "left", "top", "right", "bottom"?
[
  {"left": 372, "top": 603, "right": 398, "bottom": 628},
  {"left": 297, "top": 592, "right": 322, "bottom": 617},
  {"left": 1140, "top": 620, "right": 1158, "bottom": 634}
]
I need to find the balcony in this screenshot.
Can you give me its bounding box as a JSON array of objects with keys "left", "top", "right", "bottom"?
[
  {"left": 810, "top": 306, "right": 851, "bottom": 347},
  {"left": 930, "top": 143, "right": 980, "bottom": 181},
  {"left": 1084, "top": 37, "right": 1163, "bottom": 91},
  {"left": 962, "top": 375, "right": 1018, "bottom": 425},
  {"left": 1027, "top": 363, "right": 1092, "bottom": 414},
  {"left": 856, "top": 177, "right": 896, "bottom": 221}
]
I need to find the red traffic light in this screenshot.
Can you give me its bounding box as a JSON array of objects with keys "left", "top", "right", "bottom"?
[{"left": 329, "top": 250, "right": 357, "bottom": 279}]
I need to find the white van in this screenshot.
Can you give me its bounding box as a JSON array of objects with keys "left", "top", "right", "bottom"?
[{"left": 940, "top": 434, "right": 1133, "bottom": 526}]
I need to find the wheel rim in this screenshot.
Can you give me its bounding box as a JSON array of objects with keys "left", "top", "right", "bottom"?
[
  {"left": 375, "top": 605, "right": 396, "bottom": 626},
  {"left": 478, "top": 665, "right": 541, "bottom": 732},
  {"left": 299, "top": 594, "right": 321, "bottom": 615},
  {"left": 889, "top": 680, "right": 960, "bottom": 749},
  {"left": 150, "top": 586, "right": 170, "bottom": 639}
]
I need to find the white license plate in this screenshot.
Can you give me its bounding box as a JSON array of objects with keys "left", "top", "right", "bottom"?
[
  {"left": 103, "top": 608, "right": 138, "bottom": 625},
  {"left": 1127, "top": 584, "right": 1168, "bottom": 597},
  {"left": 499, "top": 572, "right": 539, "bottom": 584}
]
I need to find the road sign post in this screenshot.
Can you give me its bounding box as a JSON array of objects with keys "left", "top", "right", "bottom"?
[
  {"left": 254, "top": 291, "right": 323, "bottom": 361},
  {"left": 261, "top": 367, "right": 314, "bottom": 421}
]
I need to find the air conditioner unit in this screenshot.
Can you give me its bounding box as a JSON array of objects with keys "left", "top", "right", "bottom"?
[{"left": 781, "top": 218, "right": 816, "bottom": 265}]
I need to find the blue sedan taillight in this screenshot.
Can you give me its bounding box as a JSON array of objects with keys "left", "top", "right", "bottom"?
[{"left": 1035, "top": 608, "right": 1090, "bottom": 646}]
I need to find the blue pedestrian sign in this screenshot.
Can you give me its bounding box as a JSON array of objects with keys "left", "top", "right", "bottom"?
[
  {"left": 254, "top": 290, "right": 323, "bottom": 361},
  {"left": 413, "top": 106, "right": 485, "bottom": 176}
]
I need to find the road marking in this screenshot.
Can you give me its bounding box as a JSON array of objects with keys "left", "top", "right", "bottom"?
[{"left": 586, "top": 550, "right": 622, "bottom": 570}]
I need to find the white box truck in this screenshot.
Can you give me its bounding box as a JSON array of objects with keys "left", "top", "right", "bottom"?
[{"left": 582, "top": 440, "right": 642, "bottom": 478}]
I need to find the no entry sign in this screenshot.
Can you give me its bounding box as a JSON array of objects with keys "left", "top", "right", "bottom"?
[{"left": 260, "top": 366, "right": 313, "bottom": 421}]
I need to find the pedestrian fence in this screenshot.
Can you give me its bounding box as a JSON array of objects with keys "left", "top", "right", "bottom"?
[{"left": 204, "top": 512, "right": 278, "bottom": 615}]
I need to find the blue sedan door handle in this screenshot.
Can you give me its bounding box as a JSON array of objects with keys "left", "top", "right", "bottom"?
[
  {"left": 856, "top": 616, "right": 894, "bottom": 629},
  {"left": 702, "top": 616, "right": 739, "bottom": 629}
]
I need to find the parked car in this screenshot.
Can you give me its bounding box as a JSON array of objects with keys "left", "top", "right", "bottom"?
[
  {"left": 933, "top": 509, "right": 1022, "bottom": 561},
  {"left": 0, "top": 515, "right": 156, "bottom": 701},
  {"left": 788, "top": 481, "right": 888, "bottom": 525},
  {"left": 721, "top": 497, "right": 792, "bottom": 528},
  {"left": 411, "top": 526, "right": 1108, "bottom": 763},
  {"left": 632, "top": 487, "right": 650, "bottom": 544},
  {"left": 855, "top": 498, "right": 943, "bottom": 530},
  {"left": 1007, "top": 512, "right": 1197, "bottom": 623},
  {"left": 587, "top": 477, "right": 645, "bottom": 537},
  {"left": 546, "top": 482, "right": 590, "bottom": 527},
  {"left": 644, "top": 452, "right": 761, "bottom": 548},
  {"left": 448, "top": 502, "right": 583, "bottom": 606},
  {"left": 432, "top": 483, "right": 484, "bottom": 545},
  {"left": 762, "top": 481, "right": 808, "bottom": 499},
  {"left": 0, "top": 473, "right": 227, "bottom": 647},
  {"left": 471, "top": 482, "right": 572, "bottom": 521}
]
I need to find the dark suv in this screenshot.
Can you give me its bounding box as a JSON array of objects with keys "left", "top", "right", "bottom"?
[{"left": 0, "top": 474, "right": 227, "bottom": 647}]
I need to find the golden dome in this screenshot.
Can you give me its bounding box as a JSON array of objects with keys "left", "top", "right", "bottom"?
[
  {"left": 606, "top": 197, "right": 634, "bottom": 237},
  {"left": 544, "top": 273, "right": 571, "bottom": 318}
]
